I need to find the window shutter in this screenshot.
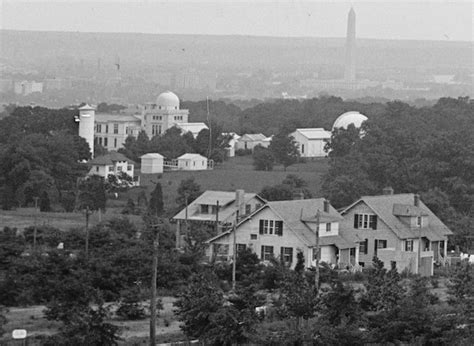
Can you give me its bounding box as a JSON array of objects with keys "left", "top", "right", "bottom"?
[
  {"left": 280, "top": 247, "right": 284, "bottom": 259},
  {"left": 370, "top": 215, "right": 378, "bottom": 230},
  {"left": 374, "top": 239, "right": 378, "bottom": 256},
  {"left": 259, "top": 220, "right": 264, "bottom": 235},
  {"left": 261, "top": 246, "right": 264, "bottom": 260},
  {"left": 354, "top": 214, "right": 359, "bottom": 228},
  {"left": 276, "top": 221, "right": 283, "bottom": 236}
]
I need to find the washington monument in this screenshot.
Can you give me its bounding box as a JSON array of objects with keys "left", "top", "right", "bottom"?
[{"left": 344, "top": 7, "right": 356, "bottom": 82}]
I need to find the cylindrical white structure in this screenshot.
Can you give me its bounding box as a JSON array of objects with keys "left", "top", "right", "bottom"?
[{"left": 78, "top": 104, "right": 95, "bottom": 158}]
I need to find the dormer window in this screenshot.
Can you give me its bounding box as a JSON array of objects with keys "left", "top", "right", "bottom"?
[
  {"left": 201, "top": 205, "right": 209, "bottom": 214},
  {"left": 416, "top": 216, "right": 423, "bottom": 227}
]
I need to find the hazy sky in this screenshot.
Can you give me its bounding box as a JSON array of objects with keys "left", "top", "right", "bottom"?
[{"left": 1, "top": 0, "right": 472, "bottom": 41}]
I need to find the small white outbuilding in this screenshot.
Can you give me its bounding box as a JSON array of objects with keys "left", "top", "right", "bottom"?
[
  {"left": 140, "top": 153, "right": 164, "bottom": 174},
  {"left": 177, "top": 153, "right": 208, "bottom": 171},
  {"left": 290, "top": 128, "right": 331, "bottom": 158}
]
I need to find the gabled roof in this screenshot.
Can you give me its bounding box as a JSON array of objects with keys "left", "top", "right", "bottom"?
[
  {"left": 341, "top": 193, "right": 453, "bottom": 239},
  {"left": 172, "top": 190, "right": 265, "bottom": 223},
  {"left": 177, "top": 153, "right": 208, "bottom": 160},
  {"left": 208, "top": 198, "right": 355, "bottom": 249},
  {"left": 89, "top": 152, "right": 132, "bottom": 166},
  {"left": 239, "top": 133, "right": 267, "bottom": 141},
  {"left": 292, "top": 128, "right": 331, "bottom": 140}
]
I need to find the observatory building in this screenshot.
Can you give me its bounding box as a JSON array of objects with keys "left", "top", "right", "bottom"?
[
  {"left": 332, "top": 111, "right": 368, "bottom": 131},
  {"left": 78, "top": 91, "right": 208, "bottom": 154}
]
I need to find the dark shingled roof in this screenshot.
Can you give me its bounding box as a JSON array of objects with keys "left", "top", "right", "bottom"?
[{"left": 89, "top": 151, "right": 132, "bottom": 166}]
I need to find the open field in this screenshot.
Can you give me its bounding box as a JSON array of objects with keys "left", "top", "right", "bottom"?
[
  {"left": 134, "top": 155, "right": 329, "bottom": 212},
  {"left": 1, "top": 297, "right": 185, "bottom": 345},
  {"left": 0, "top": 156, "right": 327, "bottom": 231},
  {"left": 0, "top": 208, "right": 143, "bottom": 232}
]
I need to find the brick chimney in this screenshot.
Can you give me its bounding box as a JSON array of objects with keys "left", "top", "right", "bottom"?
[
  {"left": 235, "top": 189, "right": 245, "bottom": 217},
  {"left": 383, "top": 187, "right": 394, "bottom": 195},
  {"left": 323, "top": 199, "right": 330, "bottom": 213},
  {"left": 414, "top": 194, "right": 420, "bottom": 207}
]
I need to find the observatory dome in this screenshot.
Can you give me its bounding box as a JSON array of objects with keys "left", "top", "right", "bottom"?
[
  {"left": 332, "top": 111, "right": 368, "bottom": 131},
  {"left": 156, "top": 91, "right": 180, "bottom": 110}
]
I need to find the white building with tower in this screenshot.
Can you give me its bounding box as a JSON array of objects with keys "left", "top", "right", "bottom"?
[
  {"left": 77, "top": 91, "right": 208, "bottom": 154},
  {"left": 78, "top": 104, "right": 96, "bottom": 157}
]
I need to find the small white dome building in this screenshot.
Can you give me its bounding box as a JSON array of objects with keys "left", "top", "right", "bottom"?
[
  {"left": 332, "top": 111, "right": 368, "bottom": 131},
  {"left": 156, "top": 91, "right": 180, "bottom": 110}
]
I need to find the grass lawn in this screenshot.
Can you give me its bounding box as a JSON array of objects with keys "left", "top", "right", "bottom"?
[
  {"left": 0, "top": 156, "right": 327, "bottom": 231},
  {"left": 130, "top": 155, "right": 329, "bottom": 213}
]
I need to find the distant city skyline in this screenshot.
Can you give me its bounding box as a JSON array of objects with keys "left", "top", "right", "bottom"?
[{"left": 1, "top": 1, "right": 472, "bottom": 42}]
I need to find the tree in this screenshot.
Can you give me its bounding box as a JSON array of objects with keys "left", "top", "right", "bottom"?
[
  {"left": 176, "top": 178, "right": 202, "bottom": 208},
  {"left": 252, "top": 145, "right": 274, "bottom": 171},
  {"left": 324, "top": 124, "right": 362, "bottom": 157},
  {"left": 77, "top": 175, "right": 107, "bottom": 212},
  {"left": 269, "top": 131, "right": 300, "bottom": 170},
  {"left": 259, "top": 184, "right": 293, "bottom": 201},
  {"left": 174, "top": 272, "right": 259, "bottom": 344},
  {"left": 148, "top": 183, "right": 164, "bottom": 216},
  {"left": 39, "top": 190, "right": 51, "bottom": 212}
]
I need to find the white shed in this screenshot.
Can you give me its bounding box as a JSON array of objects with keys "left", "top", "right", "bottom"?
[
  {"left": 290, "top": 128, "right": 331, "bottom": 158},
  {"left": 140, "top": 153, "right": 164, "bottom": 174},
  {"left": 177, "top": 153, "right": 208, "bottom": 171}
]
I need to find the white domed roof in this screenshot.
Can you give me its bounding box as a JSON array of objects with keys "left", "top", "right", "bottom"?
[
  {"left": 332, "top": 111, "right": 368, "bottom": 131},
  {"left": 156, "top": 91, "right": 180, "bottom": 109}
]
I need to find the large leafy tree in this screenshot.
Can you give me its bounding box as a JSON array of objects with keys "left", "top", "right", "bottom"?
[
  {"left": 176, "top": 177, "right": 202, "bottom": 208},
  {"left": 252, "top": 145, "right": 274, "bottom": 171},
  {"left": 269, "top": 130, "right": 300, "bottom": 170}
]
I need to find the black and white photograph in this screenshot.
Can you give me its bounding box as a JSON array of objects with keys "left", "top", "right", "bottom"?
[{"left": 0, "top": 0, "right": 472, "bottom": 344}]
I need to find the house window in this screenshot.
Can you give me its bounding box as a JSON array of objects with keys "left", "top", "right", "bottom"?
[
  {"left": 245, "top": 204, "right": 251, "bottom": 215},
  {"left": 326, "top": 223, "right": 332, "bottom": 232},
  {"left": 114, "top": 138, "right": 117, "bottom": 148},
  {"left": 301, "top": 144, "right": 305, "bottom": 154},
  {"left": 104, "top": 138, "right": 108, "bottom": 146},
  {"left": 374, "top": 239, "right": 387, "bottom": 256},
  {"left": 95, "top": 166, "right": 99, "bottom": 172},
  {"left": 201, "top": 205, "right": 209, "bottom": 214},
  {"left": 405, "top": 240, "right": 414, "bottom": 252},
  {"left": 260, "top": 220, "right": 283, "bottom": 236},
  {"left": 281, "top": 247, "right": 293, "bottom": 264},
  {"left": 211, "top": 205, "right": 218, "bottom": 214},
  {"left": 313, "top": 248, "right": 319, "bottom": 260},
  {"left": 98, "top": 137, "right": 103, "bottom": 145},
  {"left": 127, "top": 165, "right": 132, "bottom": 171},
  {"left": 108, "top": 166, "right": 114, "bottom": 171},
  {"left": 214, "top": 244, "right": 229, "bottom": 259},
  {"left": 354, "top": 214, "right": 378, "bottom": 229},
  {"left": 236, "top": 244, "right": 246, "bottom": 253},
  {"left": 261, "top": 246, "right": 274, "bottom": 260},
  {"left": 105, "top": 125, "right": 109, "bottom": 133},
  {"left": 117, "top": 166, "right": 122, "bottom": 172},
  {"left": 96, "top": 124, "right": 101, "bottom": 133},
  {"left": 250, "top": 234, "right": 257, "bottom": 240},
  {"left": 416, "top": 216, "right": 423, "bottom": 227},
  {"left": 359, "top": 239, "right": 368, "bottom": 254},
  {"left": 255, "top": 203, "right": 262, "bottom": 210},
  {"left": 113, "top": 124, "right": 119, "bottom": 134}
]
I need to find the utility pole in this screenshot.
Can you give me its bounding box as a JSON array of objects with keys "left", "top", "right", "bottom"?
[
  {"left": 33, "top": 196, "right": 39, "bottom": 252},
  {"left": 314, "top": 209, "right": 320, "bottom": 296},
  {"left": 232, "top": 210, "right": 239, "bottom": 291},
  {"left": 150, "top": 223, "right": 160, "bottom": 346},
  {"left": 215, "top": 200, "right": 220, "bottom": 233},
  {"left": 85, "top": 206, "right": 91, "bottom": 259}
]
